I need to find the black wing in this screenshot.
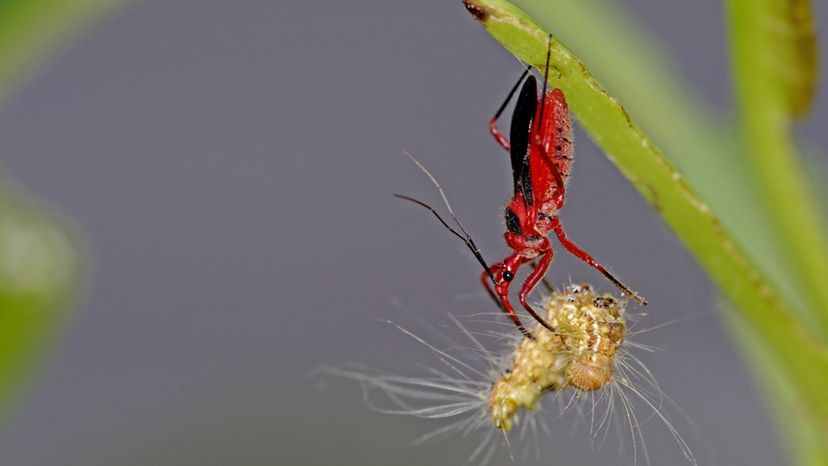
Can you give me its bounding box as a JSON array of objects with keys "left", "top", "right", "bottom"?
[{"left": 509, "top": 75, "right": 537, "bottom": 206}]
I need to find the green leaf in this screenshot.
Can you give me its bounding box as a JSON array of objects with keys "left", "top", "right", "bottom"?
[
  {"left": 726, "top": 0, "right": 828, "bottom": 334},
  {"left": 730, "top": 0, "right": 818, "bottom": 118}
]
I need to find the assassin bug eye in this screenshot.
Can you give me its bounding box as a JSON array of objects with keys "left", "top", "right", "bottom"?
[{"left": 502, "top": 271, "right": 515, "bottom": 282}]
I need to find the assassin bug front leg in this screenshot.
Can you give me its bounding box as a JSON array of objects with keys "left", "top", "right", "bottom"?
[{"left": 482, "top": 35, "right": 647, "bottom": 327}]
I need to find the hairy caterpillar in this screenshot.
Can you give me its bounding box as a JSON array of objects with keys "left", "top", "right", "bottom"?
[
  {"left": 490, "top": 283, "right": 626, "bottom": 431},
  {"left": 326, "top": 283, "right": 696, "bottom": 465}
]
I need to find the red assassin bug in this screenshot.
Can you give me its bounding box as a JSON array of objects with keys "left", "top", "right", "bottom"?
[
  {"left": 482, "top": 37, "right": 647, "bottom": 334},
  {"left": 397, "top": 36, "right": 646, "bottom": 337}
]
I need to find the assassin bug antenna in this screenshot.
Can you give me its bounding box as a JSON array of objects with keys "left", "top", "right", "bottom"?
[
  {"left": 394, "top": 151, "right": 495, "bottom": 284},
  {"left": 393, "top": 193, "right": 495, "bottom": 285},
  {"left": 394, "top": 151, "right": 554, "bottom": 338}
]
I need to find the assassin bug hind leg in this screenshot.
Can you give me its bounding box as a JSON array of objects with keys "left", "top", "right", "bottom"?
[
  {"left": 550, "top": 216, "right": 648, "bottom": 306},
  {"left": 489, "top": 66, "right": 533, "bottom": 152}
]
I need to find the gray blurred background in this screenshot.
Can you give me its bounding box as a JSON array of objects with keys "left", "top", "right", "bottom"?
[{"left": 0, "top": 0, "right": 825, "bottom": 464}]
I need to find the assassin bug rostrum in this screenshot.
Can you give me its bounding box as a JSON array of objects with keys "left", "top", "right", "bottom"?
[{"left": 397, "top": 36, "right": 646, "bottom": 337}]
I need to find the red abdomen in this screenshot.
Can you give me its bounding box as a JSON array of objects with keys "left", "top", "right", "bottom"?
[{"left": 529, "top": 88, "right": 573, "bottom": 215}]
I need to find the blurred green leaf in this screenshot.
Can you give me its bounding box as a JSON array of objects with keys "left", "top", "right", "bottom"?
[
  {"left": 726, "top": 304, "right": 828, "bottom": 466},
  {"left": 0, "top": 179, "right": 81, "bottom": 417},
  {"left": 0, "top": 0, "right": 127, "bottom": 105},
  {"left": 726, "top": 0, "right": 828, "bottom": 334},
  {"left": 0, "top": 0, "right": 124, "bottom": 418}
]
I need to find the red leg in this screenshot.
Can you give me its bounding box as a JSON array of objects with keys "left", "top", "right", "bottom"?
[
  {"left": 550, "top": 217, "right": 648, "bottom": 305},
  {"left": 489, "top": 119, "right": 510, "bottom": 152},
  {"left": 480, "top": 265, "right": 505, "bottom": 310},
  {"left": 531, "top": 259, "right": 556, "bottom": 293},
  {"left": 518, "top": 251, "right": 557, "bottom": 334},
  {"left": 480, "top": 266, "right": 532, "bottom": 337},
  {"left": 489, "top": 67, "right": 532, "bottom": 152}
]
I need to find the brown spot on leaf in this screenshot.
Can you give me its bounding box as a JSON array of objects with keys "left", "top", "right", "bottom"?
[
  {"left": 645, "top": 183, "right": 662, "bottom": 212},
  {"left": 463, "top": 0, "right": 488, "bottom": 22}
]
